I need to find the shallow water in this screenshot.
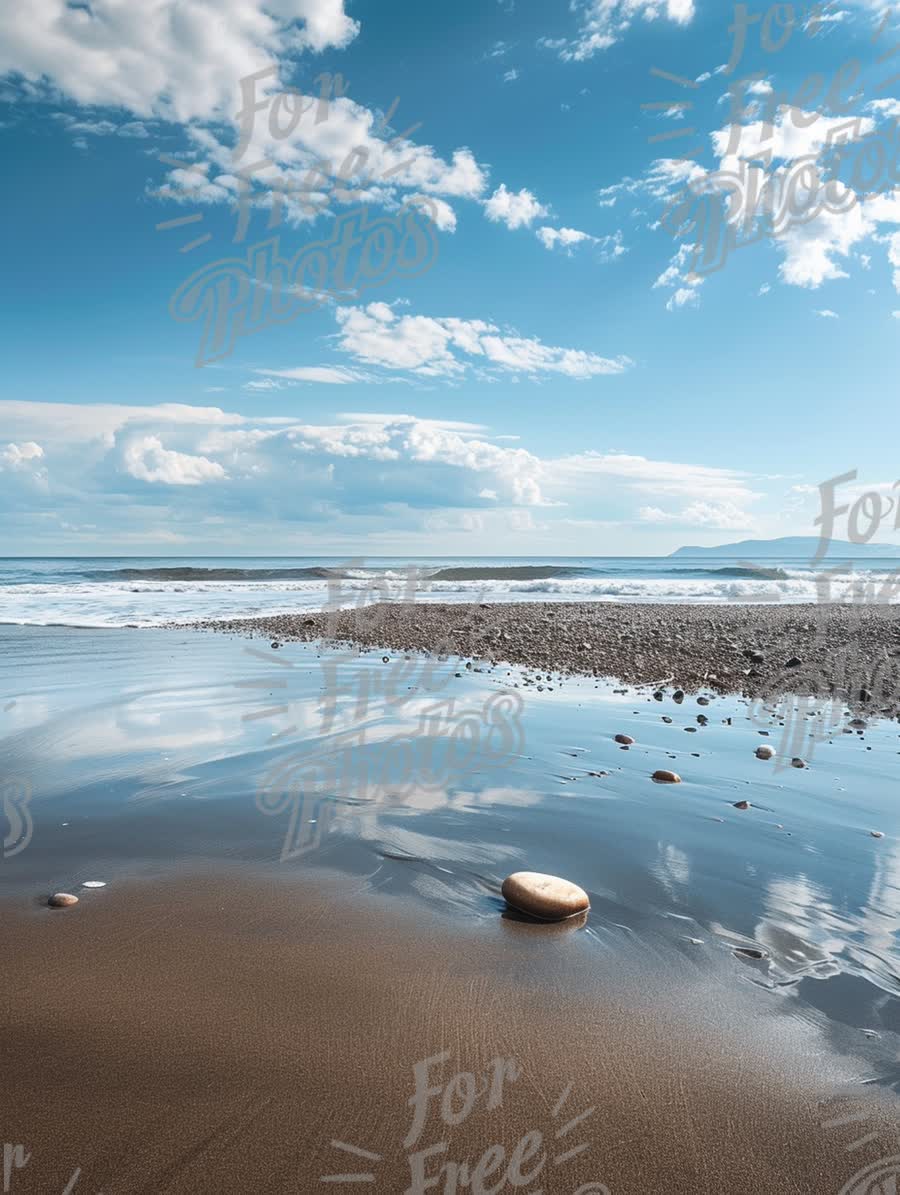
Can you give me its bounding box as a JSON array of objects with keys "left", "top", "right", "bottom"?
[{"left": 3, "top": 623, "right": 900, "bottom": 1080}]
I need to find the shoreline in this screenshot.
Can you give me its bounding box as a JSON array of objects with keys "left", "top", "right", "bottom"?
[{"left": 182, "top": 599, "right": 900, "bottom": 711}]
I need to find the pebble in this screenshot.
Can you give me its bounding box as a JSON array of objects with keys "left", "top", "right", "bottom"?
[
  {"left": 672, "top": 690, "right": 685, "bottom": 704},
  {"left": 791, "top": 757, "right": 807, "bottom": 769},
  {"left": 48, "top": 892, "right": 78, "bottom": 908},
  {"left": 870, "top": 830, "right": 884, "bottom": 838},
  {"left": 734, "top": 947, "right": 767, "bottom": 960},
  {"left": 734, "top": 800, "right": 751, "bottom": 810},
  {"left": 785, "top": 656, "right": 802, "bottom": 668},
  {"left": 652, "top": 769, "right": 682, "bottom": 783},
  {"left": 614, "top": 734, "right": 634, "bottom": 745},
  {"left": 501, "top": 872, "right": 590, "bottom": 922},
  {"left": 755, "top": 745, "right": 776, "bottom": 760}
]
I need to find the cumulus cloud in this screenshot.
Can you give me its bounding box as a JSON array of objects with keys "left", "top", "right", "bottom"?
[
  {"left": 1, "top": 402, "right": 782, "bottom": 549},
  {"left": 332, "top": 302, "right": 632, "bottom": 379},
  {"left": 2, "top": 2, "right": 488, "bottom": 238},
  {"left": 0, "top": 0, "right": 359, "bottom": 123},
  {"left": 1, "top": 441, "right": 44, "bottom": 469},
  {"left": 483, "top": 184, "right": 548, "bottom": 230},
  {"left": 123, "top": 435, "right": 228, "bottom": 485}
]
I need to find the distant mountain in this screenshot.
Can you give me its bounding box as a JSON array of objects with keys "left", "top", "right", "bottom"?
[{"left": 669, "top": 536, "right": 900, "bottom": 559}]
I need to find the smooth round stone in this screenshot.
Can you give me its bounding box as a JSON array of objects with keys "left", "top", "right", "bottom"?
[
  {"left": 871, "top": 830, "right": 884, "bottom": 839},
  {"left": 733, "top": 800, "right": 751, "bottom": 810},
  {"left": 614, "top": 733, "right": 634, "bottom": 745},
  {"left": 48, "top": 892, "right": 78, "bottom": 908},
  {"left": 791, "top": 757, "right": 807, "bottom": 769},
  {"left": 755, "top": 745, "right": 776, "bottom": 760},
  {"left": 501, "top": 872, "right": 590, "bottom": 922},
  {"left": 652, "top": 769, "right": 681, "bottom": 783}
]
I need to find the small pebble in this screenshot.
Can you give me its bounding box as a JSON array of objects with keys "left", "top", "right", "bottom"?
[
  {"left": 733, "top": 800, "right": 751, "bottom": 810},
  {"left": 870, "top": 830, "right": 884, "bottom": 839},
  {"left": 614, "top": 733, "right": 634, "bottom": 745},
  {"left": 791, "top": 757, "right": 806, "bottom": 769},
  {"left": 755, "top": 745, "right": 776, "bottom": 760},
  {"left": 48, "top": 892, "right": 78, "bottom": 908},
  {"left": 652, "top": 769, "right": 681, "bottom": 783}
]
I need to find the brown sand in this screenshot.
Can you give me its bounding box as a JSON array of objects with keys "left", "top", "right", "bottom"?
[
  {"left": 184, "top": 601, "right": 900, "bottom": 712},
  {"left": 2, "top": 867, "right": 897, "bottom": 1194}
]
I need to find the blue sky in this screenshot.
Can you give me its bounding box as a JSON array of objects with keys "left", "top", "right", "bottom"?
[{"left": 2, "top": 0, "right": 900, "bottom": 555}]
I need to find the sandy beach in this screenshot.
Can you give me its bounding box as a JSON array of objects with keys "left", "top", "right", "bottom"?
[
  {"left": 3, "top": 621, "right": 900, "bottom": 1193},
  {"left": 4, "top": 865, "right": 899, "bottom": 1194}
]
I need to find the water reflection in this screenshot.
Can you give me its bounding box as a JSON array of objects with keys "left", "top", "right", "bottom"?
[{"left": 3, "top": 624, "right": 900, "bottom": 1029}]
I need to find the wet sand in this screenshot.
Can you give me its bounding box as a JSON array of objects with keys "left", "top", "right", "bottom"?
[
  {"left": 188, "top": 600, "right": 900, "bottom": 712},
  {"left": 3, "top": 866, "right": 900, "bottom": 1194},
  {"left": 4, "top": 624, "right": 900, "bottom": 1193}
]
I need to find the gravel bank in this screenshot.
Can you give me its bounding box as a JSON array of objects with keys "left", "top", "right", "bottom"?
[{"left": 183, "top": 601, "right": 900, "bottom": 710}]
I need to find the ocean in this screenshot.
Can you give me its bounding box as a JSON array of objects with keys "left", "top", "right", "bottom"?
[{"left": 1, "top": 554, "right": 898, "bottom": 627}]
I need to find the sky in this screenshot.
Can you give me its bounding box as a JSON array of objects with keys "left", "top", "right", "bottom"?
[{"left": 2, "top": 0, "right": 900, "bottom": 556}]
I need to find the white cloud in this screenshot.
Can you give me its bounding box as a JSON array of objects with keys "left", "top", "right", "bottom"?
[
  {"left": 536, "top": 226, "right": 626, "bottom": 260},
  {"left": 503, "top": 68, "right": 519, "bottom": 83},
  {"left": 0, "top": 402, "right": 787, "bottom": 550},
  {"left": 543, "top": 0, "right": 695, "bottom": 61},
  {"left": 711, "top": 107, "right": 875, "bottom": 165},
  {"left": 483, "top": 184, "right": 548, "bottom": 230},
  {"left": 333, "top": 302, "right": 632, "bottom": 380},
  {"left": 814, "top": 308, "right": 839, "bottom": 318},
  {"left": 551, "top": 451, "right": 759, "bottom": 506},
  {"left": 256, "top": 366, "right": 370, "bottom": 384},
  {"left": 654, "top": 242, "right": 704, "bottom": 310},
  {"left": 1, "top": 441, "right": 44, "bottom": 469},
  {"left": 123, "top": 435, "right": 227, "bottom": 485},
  {"left": 422, "top": 196, "right": 457, "bottom": 232},
  {"left": 0, "top": 0, "right": 360, "bottom": 123},
  {"left": 638, "top": 499, "right": 756, "bottom": 531},
  {"left": 3, "top": 3, "right": 489, "bottom": 237},
  {"left": 666, "top": 286, "right": 701, "bottom": 310}
]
